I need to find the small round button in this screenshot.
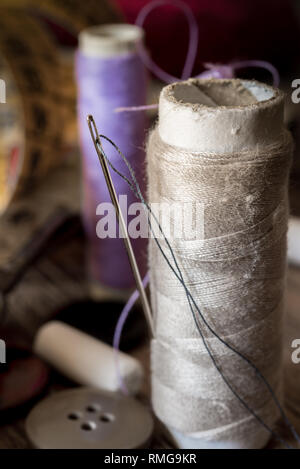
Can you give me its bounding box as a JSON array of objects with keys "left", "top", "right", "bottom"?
[{"left": 26, "top": 387, "right": 154, "bottom": 449}]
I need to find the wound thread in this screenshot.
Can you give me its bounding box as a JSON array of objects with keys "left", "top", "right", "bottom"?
[
  {"left": 76, "top": 24, "right": 148, "bottom": 291},
  {"left": 94, "top": 131, "right": 297, "bottom": 449},
  {"left": 148, "top": 78, "right": 292, "bottom": 449}
]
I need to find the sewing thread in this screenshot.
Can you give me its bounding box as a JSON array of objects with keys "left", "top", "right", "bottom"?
[{"left": 76, "top": 24, "right": 148, "bottom": 290}]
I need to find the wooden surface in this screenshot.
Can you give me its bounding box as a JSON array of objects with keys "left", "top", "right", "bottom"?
[
  {"left": 0, "top": 156, "right": 300, "bottom": 449},
  {"left": 1, "top": 246, "right": 300, "bottom": 449},
  {"left": 1, "top": 265, "right": 300, "bottom": 450}
]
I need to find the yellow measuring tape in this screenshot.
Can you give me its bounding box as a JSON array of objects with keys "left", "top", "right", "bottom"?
[
  {"left": 0, "top": 2, "right": 119, "bottom": 212},
  {"left": 0, "top": 0, "right": 118, "bottom": 213},
  {"left": 0, "top": 9, "right": 63, "bottom": 212}
]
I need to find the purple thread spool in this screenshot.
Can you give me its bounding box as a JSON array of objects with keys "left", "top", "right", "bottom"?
[{"left": 76, "top": 24, "right": 148, "bottom": 295}]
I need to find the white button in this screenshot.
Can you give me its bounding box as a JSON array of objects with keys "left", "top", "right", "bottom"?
[{"left": 26, "top": 387, "right": 153, "bottom": 449}]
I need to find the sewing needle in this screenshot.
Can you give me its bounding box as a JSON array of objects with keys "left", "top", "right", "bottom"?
[{"left": 87, "top": 115, "right": 154, "bottom": 338}]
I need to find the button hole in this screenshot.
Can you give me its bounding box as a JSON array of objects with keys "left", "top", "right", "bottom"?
[
  {"left": 81, "top": 421, "right": 97, "bottom": 431},
  {"left": 99, "top": 413, "right": 114, "bottom": 423},
  {"left": 67, "top": 412, "right": 82, "bottom": 421},
  {"left": 86, "top": 404, "right": 101, "bottom": 413}
]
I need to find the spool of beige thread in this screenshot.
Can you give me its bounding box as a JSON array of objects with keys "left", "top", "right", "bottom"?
[{"left": 148, "top": 79, "right": 291, "bottom": 449}]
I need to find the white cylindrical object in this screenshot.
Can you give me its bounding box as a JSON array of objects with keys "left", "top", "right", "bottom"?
[
  {"left": 159, "top": 80, "right": 283, "bottom": 153},
  {"left": 288, "top": 217, "right": 300, "bottom": 266},
  {"left": 149, "top": 79, "right": 288, "bottom": 449},
  {"left": 78, "top": 23, "right": 144, "bottom": 57},
  {"left": 34, "top": 321, "right": 143, "bottom": 395}
]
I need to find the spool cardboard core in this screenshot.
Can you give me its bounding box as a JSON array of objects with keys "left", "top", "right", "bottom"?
[
  {"left": 159, "top": 79, "right": 284, "bottom": 153},
  {"left": 173, "top": 80, "right": 275, "bottom": 107},
  {"left": 79, "top": 24, "right": 144, "bottom": 57}
]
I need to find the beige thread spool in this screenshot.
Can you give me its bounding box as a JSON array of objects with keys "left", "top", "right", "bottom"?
[{"left": 148, "top": 78, "right": 291, "bottom": 449}]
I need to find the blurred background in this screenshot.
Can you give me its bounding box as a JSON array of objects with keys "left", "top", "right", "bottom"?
[{"left": 0, "top": 0, "right": 299, "bottom": 449}]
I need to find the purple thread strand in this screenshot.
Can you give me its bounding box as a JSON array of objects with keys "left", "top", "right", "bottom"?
[
  {"left": 231, "top": 60, "right": 280, "bottom": 87},
  {"left": 136, "top": 0, "right": 199, "bottom": 83},
  {"left": 200, "top": 63, "right": 235, "bottom": 79},
  {"left": 135, "top": 0, "right": 280, "bottom": 87},
  {"left": 113, "top": 272, "right": 150, "bottom": 394},
  {"left": 116, "top": 60, "right": 280, "bottom": 113},
  {"left": 116, "top": 2, "right": 279, "bottom": 114}
]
